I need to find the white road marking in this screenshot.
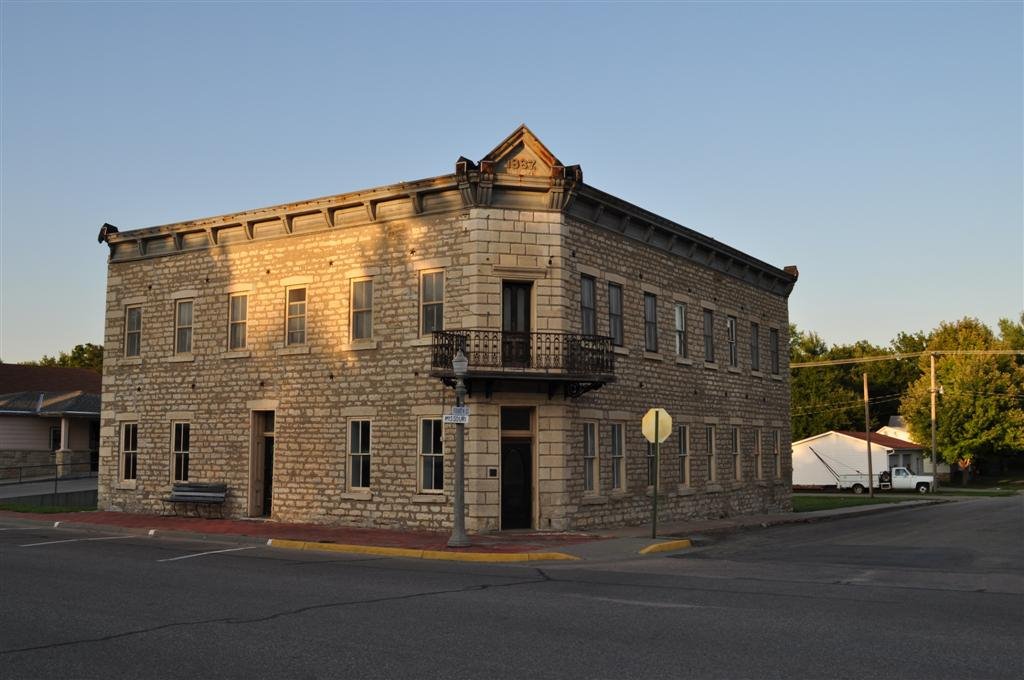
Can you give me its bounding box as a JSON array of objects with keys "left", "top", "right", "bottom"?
[
  {"left": 565, "top": 594, "right": 729, "bottom": 610},
  {"left": 20, "top": 536, "right": 134, "bottom": 547},
  {"left": 158, "top": 546, "right": 257, "bottom": 562},
  {"left": 0, "top": 527, "right": 36, "bottom": 531}
]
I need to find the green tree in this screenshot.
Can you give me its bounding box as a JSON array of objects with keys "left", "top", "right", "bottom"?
[
  {"left": 901, "top": 318, "right": 1024, "bottom": 481},
  {"left": 21, "top": 343, "right": 103, "bottom": 373}
]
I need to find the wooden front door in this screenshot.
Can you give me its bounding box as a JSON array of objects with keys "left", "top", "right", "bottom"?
[
  {"left": 502, "top": 281, "right": 532, "bottom": 367},
  {"left": 501, "top": 438, "right": 533, "bottom": 530},
  {"left": 249, "top": 411, "right": 275, "bottom": 517}
]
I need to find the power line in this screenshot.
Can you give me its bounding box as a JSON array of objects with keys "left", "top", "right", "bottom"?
[{"left": 791, "top": 349, "right": 1024, "bottom": 369}]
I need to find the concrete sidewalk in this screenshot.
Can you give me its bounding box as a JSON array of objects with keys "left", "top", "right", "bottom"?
[{"left": 0, "top": 498, "right": 946, "bottom": 563}]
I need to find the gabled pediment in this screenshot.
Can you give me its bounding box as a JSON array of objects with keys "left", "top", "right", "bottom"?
[{"left": 481, "top": 124, "right": 565, "bottom": 179}]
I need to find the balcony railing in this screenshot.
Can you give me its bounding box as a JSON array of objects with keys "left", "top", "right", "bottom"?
[{"left": 431, "top": 329, "right": 616, "bottom": 379}]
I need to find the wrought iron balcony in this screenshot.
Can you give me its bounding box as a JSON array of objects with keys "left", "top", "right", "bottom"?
[{"left": 430, "top": 329, "right": 615, "bottom": 397}]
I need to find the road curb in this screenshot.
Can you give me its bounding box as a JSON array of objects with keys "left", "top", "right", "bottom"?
[
  {"left": 638, "top": 538, "right": 693, "bottom": 555},
  {"left": 265, "top": 538, "right": 579, "bottom": 562}
]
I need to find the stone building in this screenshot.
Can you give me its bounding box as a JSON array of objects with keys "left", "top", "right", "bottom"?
[{"left": 97, "top": 126, "right": 797, "bottom": 531}]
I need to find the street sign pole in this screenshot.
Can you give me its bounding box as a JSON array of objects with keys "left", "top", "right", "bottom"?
[
  {"left": 652, "top": 410, "right": 659, "bottom": 539},
  {"left": 641, "top": 407, "right": 671, "bottom": 540}
]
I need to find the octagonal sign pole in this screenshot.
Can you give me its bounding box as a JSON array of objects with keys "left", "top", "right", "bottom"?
[{"left": 642, "top": 408, "right": 672, "bottom": 539}]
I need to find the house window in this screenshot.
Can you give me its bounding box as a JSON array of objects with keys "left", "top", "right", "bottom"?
[
  {"left": 703, "top": 309, "right": 715, "bottom": 362},
  {"left": 49, "top": 426, "right": 61, "bottom": 452},
  {"left": 228, "top": 294, "right": 248, "bottom": 350},
  {"left": 608, "top": 284, "right": 623, "bottom": 346},
  {"left": 750, "top": 322, "right": 760, "bottom": 372},
  {"left": 581, "top": 275, "right": 596, "bottom": 336},
  {"left": 420, "top": 271, "right": 444, "bottom": 335},
  {"left": 125, "top": 305, "right": 142, "bottom": 357},
  {"left": 773, "top": 429, "right": 782, "bottom": 478},
  {"left": 706, "top": 425, "right": 716, "bottom": 483},
  {"left": 351, "top": 279, "right": 373, "bottom": 340},
  {"left": 349, "top": 420, "right": 371, "bottom": 489},
  {"left": 121, "top": 422, "right": 138, "bottom": 481},
  {"left": 610, "top": 423, "right": 624, "bottom": 491},
  {"left": 174, "top": 300, "right": 193, "bottom": 354},
  {"left": 420, "top": 419, "right": 443, "bottom": 492},
  {"left": 770, "top": 328, "right": 780, "bottom": 375},
  {"left": 644, "top": 293, "right": 658, "bottom": 352},
  {"left": 732, "top": 426, "right": 741, "bottom": 480},
  {"left": 646, "top": 442, "right": 656, "bottom": 487},
  {"left": 727, "top": 316, "right": 738, "bottom": 367},
  {"left": 583, "top": 422, "right": 598, "bottom": 493},
  {"left": 674, "top": 303, "right": 688, "bottom": 358},
  {"left": 678, "top": 425, "right": 689, "bottom": 486},
  {"left": 172, "top": 422, "right": 190, "bottom": 482},
  {"left": 286, "top": 287, "right": 306, "bottom": 346},
  {"left": 755, "top": 429, "right": 764, "bottom": 480}
]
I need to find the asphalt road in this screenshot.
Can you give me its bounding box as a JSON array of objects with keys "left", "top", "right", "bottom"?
[{"left": 1, "top": 497, "right": 1021, "bottom": 680}]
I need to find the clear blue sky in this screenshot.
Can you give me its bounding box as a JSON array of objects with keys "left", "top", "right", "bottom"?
[{"left": 1, "top": 1, "right": 1021, "bottom": 362}]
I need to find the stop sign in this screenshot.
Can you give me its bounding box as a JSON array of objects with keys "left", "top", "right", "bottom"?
[{"left": 641, "top": 408, "right": 672, "bottom": 444}]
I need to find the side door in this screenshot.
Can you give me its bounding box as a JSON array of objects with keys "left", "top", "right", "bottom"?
[{"left": 891, "top": 467, "right": 912, "bottom": 490}]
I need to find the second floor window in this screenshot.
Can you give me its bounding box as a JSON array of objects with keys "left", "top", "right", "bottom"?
[
  {"left": 125, "top": 306, "right": 142, "bottom": 357},
  {"left": 727, "top": 316, "right": 738, "bottom": 367},
  {"left": 421, "top": 271, "right": 444, "bottom": 335},
  {"left": 286, "top": 288, "right": 306, "bottom": 346},
  {"left": 674, "top": 303, "right": 687, "bottom": 357},
  {"left": 174, "top": 300, "right": 193, "bottom": 354},
  {"left": 703, "top": 309, "right": 715, "bottom": 362},
  {"left": 750, "top": 322, "right": 760, "bottom": 372},
  {"left": 770, "top": 327, "right": 780, "bottom": 374},
  {"left": 608, "top": 283, "right": 623, "bottom": 346},
  {"left": 581, "top": 276, "right": 596, "bottom": 336},
  {"left": 644, "top": 293, "right": 658, "bottom": 352},
  {"left": 352, "top": 279, "right": 373, "bottom": 340},
  {"left": 229, "top": 294, "right": 248, "bottom": 350}
]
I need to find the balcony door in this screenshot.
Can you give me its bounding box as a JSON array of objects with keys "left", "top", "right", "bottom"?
[{"left": 502, "top": 281, "right": 532, "bottom": 368}]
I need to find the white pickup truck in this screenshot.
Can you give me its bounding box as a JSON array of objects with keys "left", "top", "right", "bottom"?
[{"left": 836, "top": 467, "right": 934, "bottom": 494}]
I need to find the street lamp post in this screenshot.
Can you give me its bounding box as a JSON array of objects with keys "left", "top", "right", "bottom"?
[{"left": 448, "top": 350, "right": 470, "bottom": 548}]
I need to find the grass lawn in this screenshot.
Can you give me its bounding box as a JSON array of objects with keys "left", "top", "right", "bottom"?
[
  {"left": 791, "top": 495, "right": 910, "bottom": 513},
  {"left": 0, "top": 503, "right": 96, "bottom": 514}
]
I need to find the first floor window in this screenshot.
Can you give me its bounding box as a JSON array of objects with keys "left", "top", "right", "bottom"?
[
  {"left": 420, "top": 419, "right": 443, "bottom": 492},
  {"left": 583, "top": 422, "right": 598, "bottom": 493},
  {"left": 286, "top": 288, "right": 307, "bottom": 346},
  {"left": 678, "top": 425, "right": 689, "bottom": 486},
  {"left": 706, "top": 425, "right": 716, "bottom": 483},
  {"left": 773, "top": 429, "right": 782, "bottom": 478},
  {"left": 172, "top": 422, "right": 190, "bottom": 482},
  {"left": 175, "top": 299, "right": 194, "bottom": 354},
  {"left": 122, "top": 423, "right": 138, "bottom": 481},
  {"left": 610, "top": 423, "right": 624, "bottom": 490},
  {"left": 125, "top": 305, "right": 142, "bottom": 357},
  {"left": 350, "top": 420, "right": 371, "bottom": 488},
  {"left": 352, "top": 279, "right": 373, "bottom": 340},
  {"left": 732, "top": 426, "right": 741, "bottom": 480},
  {"left": 229, "top": 294, "right": 248, "bottom": 350},
  {"left": 49, "top": 426, "right": 61, "bottom": 452},
  {"left": 420, "top": 271, "right": 444, "bottom": 335},
  {"left": 608, "top": 283, "right": 624, "bottom": 346},
  {"left": 755, "top": 429, "right": 764, "bottom": 480}
]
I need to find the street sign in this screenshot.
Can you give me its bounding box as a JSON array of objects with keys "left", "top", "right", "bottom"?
[
  {"left": 642, "top": 408, "right": 672, "bottom": 444},
  {"left": 451, "top": 406, "right": 470, "bottom": 418},
  {"left": 443, "top": 414, "right": 469, "bottom": 425}
]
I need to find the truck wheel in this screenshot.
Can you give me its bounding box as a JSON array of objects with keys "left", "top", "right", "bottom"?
[
  {"left": 852, "top": 484, "right": 865, "bottom": 495},
  {"left": 916, "top": 483, "right": 930, "bottom": 494}
]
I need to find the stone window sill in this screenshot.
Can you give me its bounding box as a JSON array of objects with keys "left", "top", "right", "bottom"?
[
  {"left": 676, "top": 485, "right": 696, "bottom": 496},
  {"left": 756, "top": 480, "right": 770, "bottom": 487},
  {"left": 116, "top": 480, "right": 137, "bottom": 490},
  {"left": 750, "top": 370, "right": 765, "bottom": 378},
  {"left": 343, "top": 340, "right": 380, "bottom": 351},
  {"left": 643, "top": 352, "right": 663, "bottom": 362},
  {"left": 166, "top": 354, "right": 194, "bottom": 363},
  {"left": 406, "top": 337, "right": 434, "bottom": 347},
  {"left": 770, "top": 373, "right": 783, "bottom": 381},
  {"left": 222, "top": 350, "right": 251, "bottom": 360},
  {"left": 411, "top": 493, "right": 445, "bottom": 503},
  {"left": 340, "top": 490, "right": 373, "bottom": 501},
  {"left": 705, "top": 483, "right": 723, "bottom": 493},
  {"left": 704, "top": 361, "right": 719, "bottom": 370},
  {"left": 612, "top": 345, "right": 630, "bottom": 356},
  {"left": 121, "top": 357, "right": 143, "bottom": 366},
  {"left": 277, "top": 345, "right": 311, "bottom": 356},
  {"left": 580, "top": 495, "right": 608, "bottom": 505},
  {"left": 727, "top": 366, "right": 742, "bottom": 374},
  {"left": 675, "top": 357, "right": 693, "bottom": 366}
]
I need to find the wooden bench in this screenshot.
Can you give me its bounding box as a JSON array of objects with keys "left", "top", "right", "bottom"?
[{"left": 163, "top": 482, "right": 228, "bottom": 517}]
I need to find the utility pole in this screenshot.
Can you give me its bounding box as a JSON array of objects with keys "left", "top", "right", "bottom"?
[
  {"left": 930, "top": 353, "right": 939, "bottom": 490},
  {"left": 864, "top": 372, "right": 874, "bottom": 498}
]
